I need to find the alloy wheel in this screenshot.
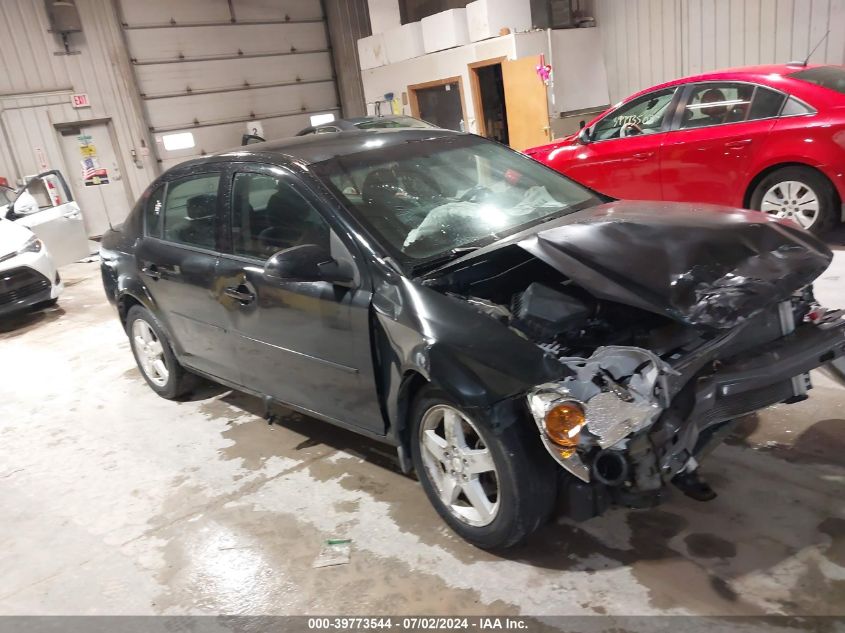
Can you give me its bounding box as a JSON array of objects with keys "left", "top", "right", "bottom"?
[
  {"left": 132, "top": 319, "right": 169, "bottom": 387},
  {"left": 759, "top": 180, "right": 820, "bottom": 229},
  {"left": 419, "top": 405, "right": 500, "bottom": 527}
]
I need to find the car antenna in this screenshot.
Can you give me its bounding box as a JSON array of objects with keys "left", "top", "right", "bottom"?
[{"left": 792, "top": 29, "right": 830, "bottom": 67}]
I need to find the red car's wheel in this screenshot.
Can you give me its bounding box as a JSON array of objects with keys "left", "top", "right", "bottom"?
[{"left": 750, "top": 166, "right": 838, "bottom": 236}]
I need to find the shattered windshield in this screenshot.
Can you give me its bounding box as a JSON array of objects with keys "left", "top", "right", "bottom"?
[{"left": 313, "top": 135, "right": 601, "bottom": 267}]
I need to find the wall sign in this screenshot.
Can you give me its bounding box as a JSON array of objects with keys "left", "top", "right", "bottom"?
[
  {"left": 71, "top": 93, "right": 90, "bottom": 108},
  {"left": 77, "top": 134, "right": 109, "bottom": 186}
]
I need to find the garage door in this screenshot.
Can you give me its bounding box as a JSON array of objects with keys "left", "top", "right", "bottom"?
[{"left": 117, "top": 0, "right": 340, "bottom": 171}]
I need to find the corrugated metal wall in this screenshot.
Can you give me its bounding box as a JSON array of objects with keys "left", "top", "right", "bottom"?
[
  {"left": 325, "top": 0, "right": 371, "bottom": 117},
  {"left": 117, "top": 0, "right": 342, "bottom": 170},
  {"left": 0, "top": 0, "right": 155, "bottom": 199},
  {"left": 594, "top": 0, "right": 845, "bottom": 103}
]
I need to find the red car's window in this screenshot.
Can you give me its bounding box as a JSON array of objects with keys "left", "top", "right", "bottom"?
[
  {"left": 679, "top": 83, "right": 754, "bottom": 128},
  {"left": 591, "top": 88, "right": 677, "bottom": 140},
  {"left": 790, "top": 66, "right": 845, "bottom": 95}
]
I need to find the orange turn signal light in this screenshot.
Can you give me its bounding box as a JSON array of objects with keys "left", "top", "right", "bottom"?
[{"left": 544, "top": 401, "right": 585, "bottom": 448}]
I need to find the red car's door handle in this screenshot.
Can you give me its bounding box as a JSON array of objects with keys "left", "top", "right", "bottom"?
[
  {"left": 725, "top": 139, "right": 753, "bottom": 149},
  {"left": 632, "top": 151, "right": 654, "bottom": 160}
]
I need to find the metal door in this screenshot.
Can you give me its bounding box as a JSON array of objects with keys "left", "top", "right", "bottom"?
[{"left": 57, "top": 122, "right": 132, "bottom": 238}]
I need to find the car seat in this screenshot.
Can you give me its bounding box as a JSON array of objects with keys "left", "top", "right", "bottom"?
[{"left": 179, "top": 194, "right": 216, "bottom": 248}]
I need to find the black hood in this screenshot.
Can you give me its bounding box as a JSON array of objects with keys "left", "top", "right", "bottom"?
[{"left": 515, "top": 201, "right": 832, "bottom": 329}]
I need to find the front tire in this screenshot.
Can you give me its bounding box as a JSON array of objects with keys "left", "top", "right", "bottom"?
[
  {"left": 409, "top": 386, "right": 556, "bottom": 549},
  {"left": 126, "top": 305, "right": 197, "bottom": 399},
  {"left": 750, "top": 166, "right": 838, "bottom": 235}
]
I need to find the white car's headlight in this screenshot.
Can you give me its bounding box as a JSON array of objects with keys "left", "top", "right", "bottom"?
[{"left": 17, "top": 236, "right": 43, "bottom": 254}]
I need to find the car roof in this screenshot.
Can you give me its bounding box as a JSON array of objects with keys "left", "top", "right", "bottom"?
[
  {"left": 174, "top": 128, "right": 464, "bottom": 172},
  {"left": 622, "top": 63, "right": 832, "bottom": 102}
]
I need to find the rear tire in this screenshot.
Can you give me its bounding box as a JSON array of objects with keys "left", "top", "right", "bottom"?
[
  {"left": 750, "top": 166, "right": 838, "bottom": 236},
  {"left": 409, "top": 385, "right": 556, "bottom": 549},
  {"left": 126, "top": 305, "right": 197, "bottom": 399}
]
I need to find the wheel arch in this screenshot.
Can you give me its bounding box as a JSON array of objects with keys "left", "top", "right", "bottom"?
[
  {"left": 393, "top": 369, "right": 430, "bottom": 471},
  {"left": 744, "top": 162, "right": 842, "bottom": 217}
]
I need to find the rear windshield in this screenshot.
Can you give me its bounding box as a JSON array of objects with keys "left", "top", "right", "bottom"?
[{"left": 790, "top": 66, "right": 845, "bottom": 95}]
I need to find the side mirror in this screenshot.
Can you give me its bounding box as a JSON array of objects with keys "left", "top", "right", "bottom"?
[
  {"left": 579, "top": 119, "right": 586, "bottom": 129},
  {"left": 577, "top": 127, "right": 592, "bottom": 145},
  {"left": 264, "top": 244, "right": 355, "bottom": 286}
]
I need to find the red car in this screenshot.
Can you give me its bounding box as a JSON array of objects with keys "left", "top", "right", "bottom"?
[{"left": 526, "top": 64, "right": 845, "bottom": 234}]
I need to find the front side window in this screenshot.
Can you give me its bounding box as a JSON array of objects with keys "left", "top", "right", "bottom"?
[
  {"left": 592, "top": 88, "right": 677, "bottom": 140},
  {"left": 161, "top": 173, "right": 220, "bottom": 249},
  {"left": 230, "top": 171, "right": 330, "bottom": 260},
  {"left": 312, "top": 135, "right": 602, "bottom": 267},
  {"left": 679, "top": 82, "right": 755, "bottom": 129}
]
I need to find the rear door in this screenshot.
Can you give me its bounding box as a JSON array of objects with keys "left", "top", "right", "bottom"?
[
  {"left": 659, "top": 82, "right": 784, "bottom": 206},
  {"left": 7, "top": 171, "right": 91, "bottom": 266},
  {"left": 566, "top": 87, "right": 679, "bottom": 199},
  {"left": 134, "top": 170, "right": 238, "bottom": 383},
  {"left": 215, "top": 164, "right": 384, "bottom": 433}
]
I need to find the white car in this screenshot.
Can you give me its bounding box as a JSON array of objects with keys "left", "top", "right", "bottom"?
[
  {"left": 0, "top": 216, "right": 62, "bottom": 317},
  {"left": 2, "top": 170, "right": 90, "bottom": 267}
]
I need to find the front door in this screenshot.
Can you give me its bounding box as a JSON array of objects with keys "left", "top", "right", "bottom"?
[
  {"left": 57, "top": 122, "right": 132, "bottom": 238},
  {"left": 134, "top": 171, "right": 237, "bottom": 382},
  {"left": 215, "top": 165, "right": 384, "bottom": 433},
  {"left": 566, "top": 87, "right": 679, "bottom": 200},
  {"left": 7, "top": 170, "right": 91, "bottom": 265},
  {"left": 659, "top": 82, "right": 781, "bottom": 206}
]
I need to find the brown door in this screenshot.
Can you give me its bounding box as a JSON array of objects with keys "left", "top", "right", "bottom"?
[{"left": 502, "top": 56, "right": 551, "bottom": 151}]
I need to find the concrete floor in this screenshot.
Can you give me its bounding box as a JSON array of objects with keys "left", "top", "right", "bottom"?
[{"left": 0, "top": 246, "right": 844, "bottom": 617}]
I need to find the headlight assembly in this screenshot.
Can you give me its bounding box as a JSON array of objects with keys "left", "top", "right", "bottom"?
[{"left": 17, "top": 236, "right": 43, "bottom": 254}]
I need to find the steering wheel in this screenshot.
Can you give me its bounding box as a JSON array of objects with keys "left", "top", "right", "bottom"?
[
  {"left": 620, "top": 122, "right": 644, "bottom": 138},
  {"left": 459, "top": 185, "right": 493, "bottom": 203}
]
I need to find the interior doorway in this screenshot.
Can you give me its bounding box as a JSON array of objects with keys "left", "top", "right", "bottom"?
[
  {"left": 408, "top": 77, "right": 467, "bottom": 131},
  {"left": 469, "top": 58, "right": 509, "bottom": 145}
]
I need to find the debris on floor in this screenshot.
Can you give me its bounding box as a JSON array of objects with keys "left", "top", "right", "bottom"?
[{"left": 312, "top": 538, "right": 352, "bottom": 568}]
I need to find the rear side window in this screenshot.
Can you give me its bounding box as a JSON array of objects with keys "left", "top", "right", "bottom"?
[
  {"left": 679, "top": 82, "right": 754, "bottom": 129},
  {"left": 781, "top": 96, "right": 814, "bottom": 116},
  {"left": 790, "top": 66, "right": 845, "bottom": 95},
  {"left": 748, "top": 86, "right": 787, "bottom": 120},
  {"left": 144, "top": 184, "right": 165, "bottom": 238},
  {"left": 161, "top": 173, "right": 220, "bottom": 249}
]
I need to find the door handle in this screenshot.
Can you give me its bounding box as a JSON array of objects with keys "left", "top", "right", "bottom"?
[
  {"left": 725, "top": 139, "right": 752, "bottom": 149},
  {"left": 141, "top": 265, "right": 161, "bottom": 281},
  {"left": 224, "top": 286, "right": 255, "bottom": 304},
  {"left": 632, "top": 151, "right": 654, "bottom": 160}
]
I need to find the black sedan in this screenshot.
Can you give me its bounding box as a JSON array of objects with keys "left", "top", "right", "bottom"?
[{"left": 100, "top": 129, "right": 845, "bottom": 548}]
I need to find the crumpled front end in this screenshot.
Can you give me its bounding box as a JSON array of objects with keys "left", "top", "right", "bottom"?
[{"left": 525, "top": 299, "right": 845, "bottom": 518}]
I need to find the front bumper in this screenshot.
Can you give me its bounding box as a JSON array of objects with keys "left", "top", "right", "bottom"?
[
  {"left": 652, "top": 309, "right": 845, "bottom": 481},
  {"left": 0, "top": 266, "right": 56, "bottom": 316},
  {"left": 535, "top": 308, "right": 845, "bottom": 519}
]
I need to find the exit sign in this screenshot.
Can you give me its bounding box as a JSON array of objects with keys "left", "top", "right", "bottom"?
[{"left": 71, "top": 93, "right": 90, "bottom": 108}]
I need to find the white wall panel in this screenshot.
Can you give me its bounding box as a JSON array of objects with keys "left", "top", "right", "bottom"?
[
  {"left": 594, "top": 0, "right": 845, "bottom": 102},
  {"left": 125, "top": 22, "right": 329, "bottom": 62},
  {"left": 134, "top": 53, "right": 333, "bottom": 97},
  {"left": 145, "top": 83, "right": 339, "bottom": 130}
]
